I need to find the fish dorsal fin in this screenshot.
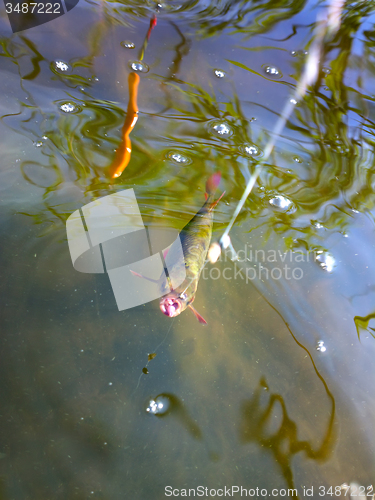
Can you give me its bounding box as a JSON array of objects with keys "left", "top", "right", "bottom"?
[
  {"left": 205, "top": 172, "right": 221, "bottom": 195},
  {"left": 188, "top": 304, "right": 207, "bottom": 325}
]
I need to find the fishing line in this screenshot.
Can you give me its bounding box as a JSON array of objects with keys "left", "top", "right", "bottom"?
[{"left": 131, "top": 317, "right": 175, "bottom": 396}]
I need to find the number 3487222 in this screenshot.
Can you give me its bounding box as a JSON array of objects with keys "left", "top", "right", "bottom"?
[{"left": 5, "top": 3, "right": 61, "bottom": 14}]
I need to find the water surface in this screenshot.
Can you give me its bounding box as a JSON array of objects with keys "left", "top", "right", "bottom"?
[{"left": 0, "top": 0, "right": 375, "bottom": 498}]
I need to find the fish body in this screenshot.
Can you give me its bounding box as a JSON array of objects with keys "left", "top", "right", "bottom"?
[{"left": 159, "top": 173, "right": 222, "bottom": 324}]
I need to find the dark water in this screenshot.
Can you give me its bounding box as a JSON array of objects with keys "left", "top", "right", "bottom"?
[{"left": 1, "top": 0, "right": 375, "bottom": 498}]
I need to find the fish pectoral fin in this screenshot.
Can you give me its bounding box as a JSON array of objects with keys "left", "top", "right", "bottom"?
[
  {"left": 131, "top": 269, "right": 170, "bottom": 288},
  {"left": 209, "top": 191, "right": 226, "bottom": 212},
  {"left": 188, "top": 304, "right": 207, "bottom": 325},
  {"left": 130, "top": 270, "right": 159, "bottom": 284}
]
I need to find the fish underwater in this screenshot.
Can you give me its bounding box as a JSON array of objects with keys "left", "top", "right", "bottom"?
[{"left": 132, "top": 173, "right": 223, "bottom": 324}]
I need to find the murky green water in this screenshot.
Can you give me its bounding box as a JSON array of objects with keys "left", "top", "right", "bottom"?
[{"left": 1, "top": 0, "right": 375, "bottom": 498}]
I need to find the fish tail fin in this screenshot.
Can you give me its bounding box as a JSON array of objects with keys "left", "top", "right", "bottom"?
[{"left": 205, "top": 172, "right": 221, "bottom": 196}]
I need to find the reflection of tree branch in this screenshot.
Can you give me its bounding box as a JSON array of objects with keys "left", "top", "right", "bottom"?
[
  {"left": 240, "top": 373, "right": 335, "bottom": 496},
  {"left": 354, "top": 312, "right": 375, "bottom": 341},
  {"left": 265, "top": 23, "right": 305, "bottom": 42},
  {"left": 159, "top": 22, "right": 192, "bottom": 114},
  {"left": 19, "top": 36, "right": 45, "bottom": 81},
  {"left": 191, "top": 0, "right": 307, "bottom": 39},
  {"left": 168, "top": 22, "right": 192, "bottom": 81},
  {"left": 238, "top": 275, "right": 336, "bottom": 495}
]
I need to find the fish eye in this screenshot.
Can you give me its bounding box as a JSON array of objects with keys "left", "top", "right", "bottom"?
[{"left": 179, "top": 293, "right": 187, "bottom": 300}]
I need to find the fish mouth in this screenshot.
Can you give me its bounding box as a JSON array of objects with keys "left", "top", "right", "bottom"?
[{"left": 160, "top": 297, "right": 183, "bottom": 318}]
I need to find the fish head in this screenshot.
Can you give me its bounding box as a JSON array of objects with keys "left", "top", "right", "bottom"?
[{"left": 159, "top": 292, "right": 188, "bottom": 318}]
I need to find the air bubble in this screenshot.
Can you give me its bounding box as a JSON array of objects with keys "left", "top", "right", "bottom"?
[
  {"left": 265, "top": 66, "right": 279, "bottom": 75},
  {"left": 311, "top": 220, "right": 323, "bottom": 229},
  {"left": 331, "top": 141, "right": 350, "bottom": 154},
  {"left": 128, "top": 60, "right": 149, "bottom": 73},
  {"left": 239, "top": 143, "right": 263, "bottom": 159},
  {"left": 146, "top": 0, "right": 182, "bottom": 11},
  {"left": 209, "top": 120, "right": 233, "bottom": 138},
  {"left": 214, "top": 69, "right": 225, "bottom": 78},
  {"left": 316, "top": 340, "right": 326, "bottom": 352},
  {"left": 33, "top": 141, "right": 43, "bottom": 148},
  {"left": 59, "top": 102, "right": 80, "bottom": 113},
  {"left": 166, "top": 151, "right": 192, "bottom": 165},
  {"left": 121, "top": 41, "right": 135, "bottom": 49},
  {"left": 268, "top": 195, "right": 295, "bottom": 212},
  {"left": 291, "top": 50, "right": 308, "bottom": 57},
  {"left": 293, "top": 156, "right": 302, "bottom": 163},
  {"left": 262, "top": 65, "right": 282, "bottom": 78},
  {"left": 316, "top": 252, "right": 335, "bottom": 272},
  {"left": 51, "top": 60, "right": 71, "bottom": 74},
  {"left": 146, "top": 395, "right": 170, "bottom": 415}
]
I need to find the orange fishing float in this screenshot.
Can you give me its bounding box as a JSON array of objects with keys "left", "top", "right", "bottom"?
[
  {"left": 109, "top": 71, "right": 140, "bottom": 179},
  {"left": 110, "top": 13, "right": 157, "bottom": 179}
]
